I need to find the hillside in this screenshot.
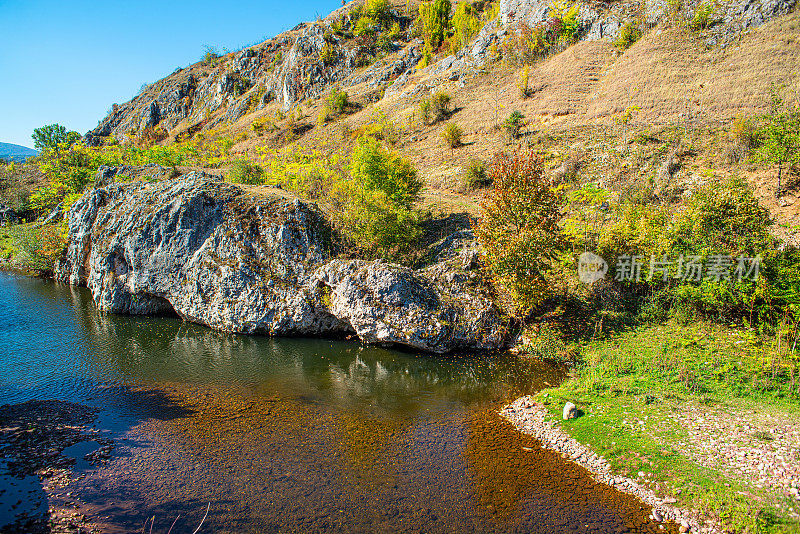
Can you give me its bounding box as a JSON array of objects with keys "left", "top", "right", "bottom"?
[
  {"left": 0, "top": 142, "right": 37, "bottom": 162},
  {"left": 77, "top": 0, "right": 799, "bottom": 243}
]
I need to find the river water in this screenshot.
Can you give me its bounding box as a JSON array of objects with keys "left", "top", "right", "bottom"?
[{"left": 0, "top": 273, "right": 668, "bottom": 533}]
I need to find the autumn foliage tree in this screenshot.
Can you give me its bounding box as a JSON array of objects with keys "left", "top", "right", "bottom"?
[{"left": 476, "top": 150, "right": 565, "bottom": 314}]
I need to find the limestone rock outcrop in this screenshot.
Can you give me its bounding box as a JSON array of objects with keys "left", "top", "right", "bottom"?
[{"left": 57, "top": 175, "right": 507, "bottom": 353}]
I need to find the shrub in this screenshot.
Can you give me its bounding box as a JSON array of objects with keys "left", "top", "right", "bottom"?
[
  {"left": 673, "top": 177, "right": 774, "bottom": 257},
  {"left": 201, "top": 46, "right": 221, "bottom": 66},
  {"left": 431, "top": 92, "right": 452, "bottom": 122},
  {"left": 326, "top": 86, "right": 350, "bottom": 115},
  {"left": 339, "top": 136, "right": 424, "bottom": 254},
  {"left": 614, "top": 22, "right": 641, "bottom": 50},
  {"left": 335, "top": 186, "right": 424, "bottom": 256},
  {"left": 476, "top": 150, "right": 565, "bottom": 313},
  {"left": 320, "top": 42, "right": 337, "bottom": 65},
  {"left": 500, "top": 2, "right": 580, "bottom": 66},
  {"left": 689, "top": 2, "right": 718, "bottom": 31},
  {"left": 362, "top": 0, "right": 391, "bottom": 23},
  {"left": 359, "top": 111, "right": 400, "bottom": 145},
  {"left": 13, "top": 224, "right": 67, "bottom": 274},
  {"left": 318, "top": 107, "right": 331, "bottom": 126},
  {"left": 349, "top": 135, "right": 421, "bottom": 209},
  {"left": 227, "top": 159, "right": 264, "bottom": 185},
  {"left": 419, "top": 98, "right": 432, "bottom": 125},
  {"left": 724, "top": 116, "right": 757, "bottom": 164},
  {"left": 503, "top": 111, "right": 526, "bottom": 139},
  {"left": 754, "top": 87, "right": 800, "bottom": 195},
  {"left": 441, "top": 122, "right": 463, "bottom": 148},
  {"left": 251, "top": 117, "right": 271, "bottom": 135},
  {"left": 463, "top": 158, "right": 490, "bottom": 190}
]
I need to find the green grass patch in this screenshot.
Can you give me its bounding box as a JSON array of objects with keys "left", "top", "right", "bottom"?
[
  {"left": 0, "top": 225, "right": 21, "bottom": 261},
  {"left": 534, "top": 322, "right": 800, "bottom": 533}
]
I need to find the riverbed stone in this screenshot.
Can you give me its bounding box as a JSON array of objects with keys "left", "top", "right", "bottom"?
[{"left": 56, "top": 175, "right": 508, "bottom": 353}]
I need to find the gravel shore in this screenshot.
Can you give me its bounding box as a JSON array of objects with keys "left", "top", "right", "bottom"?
[{"left": 501, "top": 396, "right": 724, "bottom": 534}]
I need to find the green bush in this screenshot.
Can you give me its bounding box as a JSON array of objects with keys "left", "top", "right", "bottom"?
[
  {"left": 518, "top": 66, "right": 531, "bottom": 97},
  {"left": 594, "top": 178, "right": 788, "bottom": 325},
  {"left": 349, "top": 136, "right": 421, "bottom": 209},
  {"left": 463, "top": 158, "right": 490, "bottom": 190},
  {"left": 325, "top": 86, "right": 350, "bottom": 115},
  {"left": 499, "top": 3, "right": 581, "bottom": 66},
  {"left": 754, "top": 87, "right": 800, "bottom": 195},
  {"left": 201, "top": 46, "right": 221, "bottom": 66},
  {"left": 614, "top": 22, "right": 642, "bottom": 50},
  {"left": 417, "top": 0, "right": 452, "bottom": 54},
  {"left": 339, "top": 136, "right": 424, "bottom": 255},
  {"left": 504, "top": 111, "right": 526, "bottom": 139},
  {"left": 419, "top": 98, "right": 432, "bottom": 125},
  {"left": 431, "top": 92, "right": 452, "bottom": 122},
  {"left": 13, "top": 224, "right": 66, "bottom": 274},
  {"left": 441, "top": 122, "right": 463, "bottom": 148},
  {"left": 227, "top": 159, "right": 264, "bottom": 185},
  {"left": 689, "top": 2, "right": 718, "bottom": 31},
  {"left": 451, "top": 2, "right": 482, "bottom": 53}
]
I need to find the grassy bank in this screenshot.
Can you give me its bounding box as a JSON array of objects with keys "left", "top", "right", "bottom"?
[
  {"left": 0, "top": 225, "right": 21, "bottom": 261},
  {"left": 532, "top": 322, "right": 800, "bottom": 533}
]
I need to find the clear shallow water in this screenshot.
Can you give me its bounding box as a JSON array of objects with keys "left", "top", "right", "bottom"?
[{"left": 0, "top": 273, "right": 668, "bottom": 533}]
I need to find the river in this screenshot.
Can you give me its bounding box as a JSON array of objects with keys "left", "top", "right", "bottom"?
[{"left": 0, "top": 273, "right": 666, "bottom": 533}]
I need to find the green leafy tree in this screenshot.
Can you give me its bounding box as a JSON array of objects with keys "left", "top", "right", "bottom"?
[
  {"left": 417, "top": 0, "right": 452, "bottom": 55},
  {"left": 755, "top": 87, "right": 800, "bottom": 196},
  {"left": 32, "top": 124, "right": 80, "bottom": 154},
  {"left": 451, "top": 2, "right": 482, "bottom": 53},
  {"left": 339, "top": 136, "right": 424, "bottom": 255},
  {"left": 350, "top": 135, "right": 422, "bottom": 209}
]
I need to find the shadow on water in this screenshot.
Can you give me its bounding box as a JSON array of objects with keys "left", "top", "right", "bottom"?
[{"left": 0, "top": 274, "right": 672, "bottom": 533}]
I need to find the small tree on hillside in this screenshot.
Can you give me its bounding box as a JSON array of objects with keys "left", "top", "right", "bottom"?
[
  {"left": 32, "top": 124, "right": 81, "bottom": 154},
  {"left": 417, "top": 0, "right": 452, "bottom": 55},
  {"left": 756, "top": 87, "right": 800, "bottom": 197},
  {"left": 476, "top": 150, "right": 565, "bottom": 313}
]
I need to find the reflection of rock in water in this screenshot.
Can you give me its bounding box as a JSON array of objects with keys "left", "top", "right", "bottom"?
[{"left": 67, "top": 294, "right": 561, "bottom": 413}]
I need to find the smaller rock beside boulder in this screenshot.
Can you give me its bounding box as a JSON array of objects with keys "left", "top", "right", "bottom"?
[{"left": 563, "top": 401, "right": 578, "bottom": 420}]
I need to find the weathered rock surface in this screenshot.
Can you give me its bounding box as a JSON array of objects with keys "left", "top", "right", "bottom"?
[{"left": 56, "top": 175, "right": 507, "bottom": 353}]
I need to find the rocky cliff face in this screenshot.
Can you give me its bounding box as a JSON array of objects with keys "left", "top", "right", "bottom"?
[{"left": 56, "top": 174, "right": 507, "bottom": 353}]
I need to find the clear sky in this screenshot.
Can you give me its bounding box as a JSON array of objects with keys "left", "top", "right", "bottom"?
[{"left": 0, "top": 0, "right": 340, "bottom": 148}]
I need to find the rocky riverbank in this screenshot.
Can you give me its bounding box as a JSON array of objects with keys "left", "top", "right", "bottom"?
[{"left": 501, "top": 396, "right": 719, "bottom": 534}]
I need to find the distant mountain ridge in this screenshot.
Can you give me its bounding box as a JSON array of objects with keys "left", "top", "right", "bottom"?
[{"left": 0, "top": 142, "right": 38, "bottom": 162}]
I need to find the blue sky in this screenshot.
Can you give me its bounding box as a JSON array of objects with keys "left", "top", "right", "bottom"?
[{"left": 0, "top": 0, "right": 339, "bottom": 148}]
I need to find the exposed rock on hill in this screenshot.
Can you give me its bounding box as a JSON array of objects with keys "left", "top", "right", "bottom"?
[
  {"left": 56, "top": 174, "right": 507, "bottom": 352},
  {"left": 84, "top": 0, "right": 796, "bottom": 147}
]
